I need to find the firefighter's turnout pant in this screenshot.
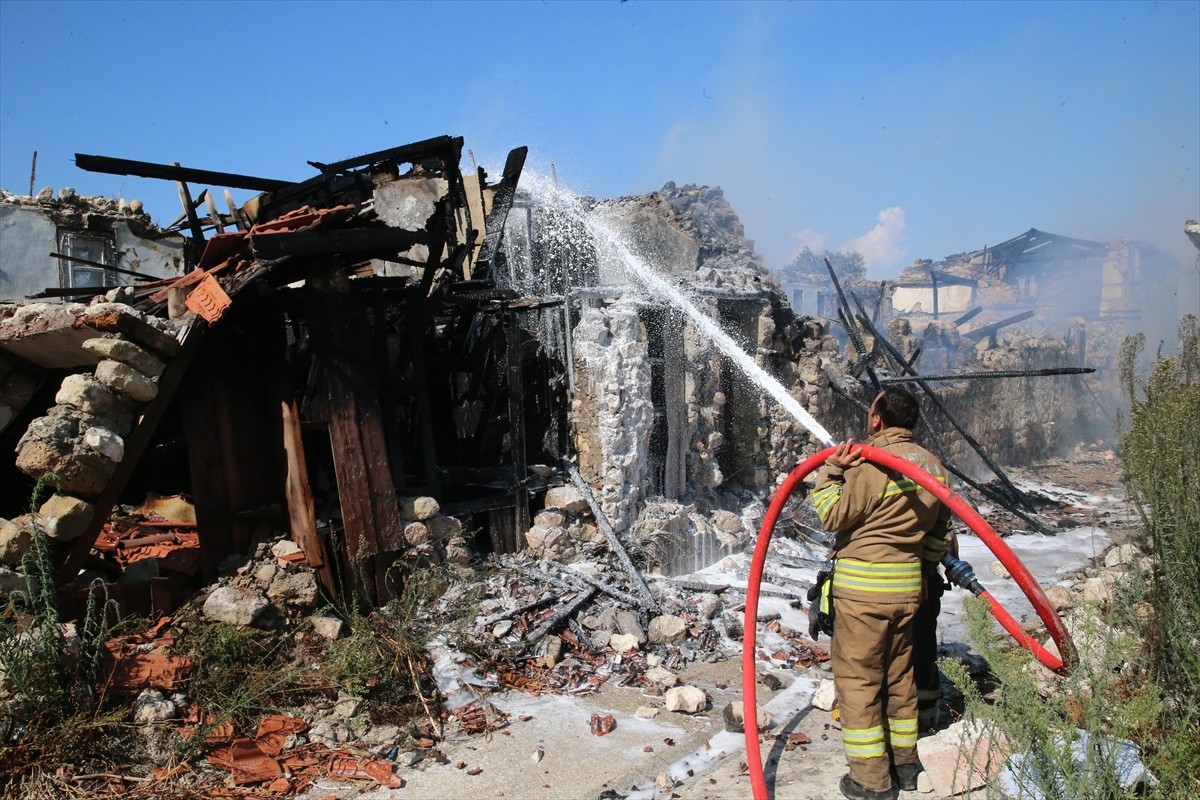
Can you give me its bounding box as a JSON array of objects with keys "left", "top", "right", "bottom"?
[{"left": 830, "top": 559, "right": 921, "bottom": 793}]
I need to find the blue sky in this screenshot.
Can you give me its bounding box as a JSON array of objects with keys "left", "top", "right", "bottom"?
[{"left": 1, "top": 0, "right": 1197, "bottom": 277}]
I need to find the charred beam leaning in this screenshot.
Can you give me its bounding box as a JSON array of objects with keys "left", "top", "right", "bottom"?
[
  {"left": 564, "top": 462, "right": 660, "bottom": 613},
  {"left": 848, "top": 293, "right": 1040, "bottom": 518},
  {"left": 825, "top": 258, "right": 881, "bottom": 394}
]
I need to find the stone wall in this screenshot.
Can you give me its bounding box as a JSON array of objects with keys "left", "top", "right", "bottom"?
[
  {"left": 570, "top": 299, "right": 653, "bottom": 534},
  {"left": 0, "top": 301, "right": 181, "bottom": 570}
]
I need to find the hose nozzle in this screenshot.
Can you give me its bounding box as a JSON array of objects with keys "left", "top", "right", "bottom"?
[{"left": 941, "top": 553, "right": 984, "bottom": 595}]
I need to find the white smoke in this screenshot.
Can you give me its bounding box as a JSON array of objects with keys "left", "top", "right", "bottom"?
[{"left": 842, "top": 206, "right": 908, "bottom": 272}]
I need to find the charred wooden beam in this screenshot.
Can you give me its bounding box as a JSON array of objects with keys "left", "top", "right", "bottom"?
[
  {"left": 74, "top": 153, "right": 291, "bottom": 192},
  {"left": 962, "top": 310, "right": 1036, "bottom": 341},
  {"left": 878, "top": 367, "right": 1095, "bottom": 384},
  {"left": 504, "top": 312, "right": 530, "bottom": 544},
  {"left": 564, "top": 462, "right": 659, "bottom": 612},
  {"left": 475, "top": 146, "right": 529, "bottom": 274},
  {"left": 848, "top": 294, "right": 1041, "bottom": 519},
  {"left": 953, "top": 306, "right": 983, "bottom": 326},
  {"left": 826, "top": 258, "right": 880, "bottom": 394},
  {"left": 316, "top": 135, "right": 463, "bottom": 174},
  {"left": 249, "top": 227, "right": 430, "bottom": 261}
]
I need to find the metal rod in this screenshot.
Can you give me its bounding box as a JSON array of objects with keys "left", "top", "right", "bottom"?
[{"left": 49, "top": 252, "right": 159, "bottom": 282}]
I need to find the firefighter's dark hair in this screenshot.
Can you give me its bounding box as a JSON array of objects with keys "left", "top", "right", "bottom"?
[{"left": 874, "top": 387, "right": 920, "bottom": 429}]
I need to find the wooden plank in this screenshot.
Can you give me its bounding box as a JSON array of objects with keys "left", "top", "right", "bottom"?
[
  {"left": 503, "top": 314, "right": 530, "bottom": 548},
  {"left": 281, "top": 396, "right": 334, "bottom": 597},
  {"left": 74, "top": 152, "right": 291, "bottom": 192}
]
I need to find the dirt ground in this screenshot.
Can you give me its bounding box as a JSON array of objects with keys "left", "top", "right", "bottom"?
[{"left": 289, "top": 448, "right": 1130, "bottom": 800}]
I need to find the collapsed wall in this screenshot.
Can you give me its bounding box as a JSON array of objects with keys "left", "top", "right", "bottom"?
[{"left": 540, "top": 183, "right": 862, "bottom": 574}]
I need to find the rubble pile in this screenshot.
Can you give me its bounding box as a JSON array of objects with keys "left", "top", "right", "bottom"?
[{"left": 1, "top": 301, "right": 182, "bottom": 570}]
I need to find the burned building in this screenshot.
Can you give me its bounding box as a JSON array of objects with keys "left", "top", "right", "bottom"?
[{"left": 1, "top": 137, "right": 871, "bottom": 619}]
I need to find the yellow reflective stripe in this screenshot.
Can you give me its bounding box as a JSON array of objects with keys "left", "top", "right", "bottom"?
[
  {"left": 886, "top": 717, "right": 919, "bottom": 746},
  {"left": 844, "top": 742, "right": 888, "bottom": 757},
  {"left": 833, "top": 559, "right": 922, "bottom": 592},
  {"left": 842, "top": 726, "right": 886, "bottom": 756},
  {"left": 880, "top": 473, "right": 948, "bottom": 499},
  {"left": 842, "top": 725, "right": 884, "bottom": 742},
  {"left": 813, "top": 485, "right": 842, "bottom": 522}
]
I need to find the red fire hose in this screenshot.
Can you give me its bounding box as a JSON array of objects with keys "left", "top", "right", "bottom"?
[{"left": 741, "top": 445, "right": 1073, "bottom": 800}]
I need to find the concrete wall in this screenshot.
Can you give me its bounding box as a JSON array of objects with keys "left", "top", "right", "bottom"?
[
  {"left": 0, "top": 205, "right": 58, "bottom": 300},
  {"left": 0, "top": 203, "right": 186, "bottom": 302},
  {"left": 892, "top": 284, "right": 975, "bottom": 315}
]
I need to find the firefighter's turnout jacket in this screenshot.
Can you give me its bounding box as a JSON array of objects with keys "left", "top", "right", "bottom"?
[{"left": 812, "top": 426, "right": 951, "bottom": 792}]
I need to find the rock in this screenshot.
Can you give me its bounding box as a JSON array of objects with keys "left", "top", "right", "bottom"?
[
  {"left": 711, "top": 509, "right": 742, "bottom": 535},
  {"left": 360, "top": 724, "right": 401, "bottom": 747},
  {"left": 95, "top": 360, "right": 157, "bottom": 403},
  {"left": 254, "top": 563, "right": 279, "bottom": 587},
  {"left": 535, "top": 636, "right": 564, "bottom": 669},
  {"left": 916, "top": 770, "right": 933, "bottom": 793},
  {"left": 644, "top": 666, "right": 678, "bottom": 688},
  {"left": 444, "top": 538, "right": 472, "bottom": 565},
  {"left": 335, "top": 693, "right": 364, "bottom": 719},
  {"left": 1081, "top": 576, "right": 1112, "bottom": 608},
  {"left": 492, "top": 620, "right": 514, "bottom": 639},
  {"left": 35, "top": 494, "right": 93, "bottom": 542},
  {"left": 594, "top": 607, "right": 620, "bottom": 631},
  {"left": 811, "top": 678, "right": 837, "bottom": 711},
  {"left": 534, "top": 509, "right": 567, "bottom": 528},
  {"left": 917, "top": 720, "right": 1009, "bottom": 798},
  {"left": 635, "top": 705, "right": 661, "bottom": 719},
  {"left": 81, "top": 337, "right": 166, "bottom": 378},
  {"left": 271, "top": 540, "right": 302, "bottom": 560},
  {"left": 399, "top": 496, "right": 440, "bottom": 521},
  {"left": 989, "top": 561, "right": 1011, "bottom": 579},
  {"left": 268, "top": 571, "right": 319, "bottom": 608},
  {"left": 615, "top": 609, "right": 646, "bottom": 642},
  {"left": 82, "top": 426, "right": 125, "bottom": 462},
  {"left": 1104, "top": 543, "right": 1140, "bottom": 569},
  {"left": 403, "top": 522, "right": 429, "bottom": 546},
  {"left": 0, "top": 517, "right": 33, "bottom": 565},
  {"left": 609, "top": 633, "right": 640, "bottom": 653},
  {"left": 590, "top": 629, "right": 612, "bottom": 649},
  {"left": 664, "top": 685, "right": 707, "bottom": 714},
  {"left": 426, "top": 515, "right": 462, "bottom": 541},
  {"left": 56, "top": 374, "right": 127, "bottom": 417},
  {"left": 648, "top": 614, "right": 687, "bottom": 644},
  {"left": 721, "top": 700, "right": 772, "bottom": 733},
  {"left": 1046, "top": 584, "right": 1076, "bottom": 611},
  {"left": 695, "top": 593, "right": 721, "bottom": 620},
  {"left": 310, "top": 615, "right": 346, "bottom": 640},
  {"left": 544, "top": 486, "right": 588, "bottom": 514},
  {"left": 133, "top": 689, "right": 177, "bottom": 724},
  {"left": 202, "top": 586, "right": 269, "bottom": 626}
]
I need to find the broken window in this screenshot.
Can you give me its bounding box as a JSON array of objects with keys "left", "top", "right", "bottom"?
[{"left": 58, "top": 231, "right": 116, "bottom": 289}]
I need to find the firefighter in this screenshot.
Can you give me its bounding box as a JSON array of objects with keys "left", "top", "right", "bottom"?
[{"left": 812, "top": 387, "right": 952, "bottom": 800}]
